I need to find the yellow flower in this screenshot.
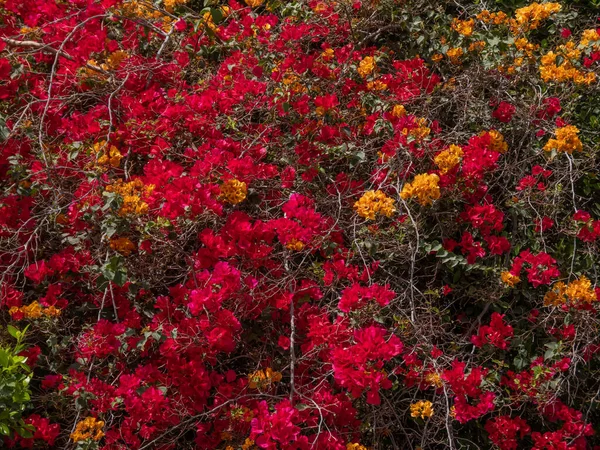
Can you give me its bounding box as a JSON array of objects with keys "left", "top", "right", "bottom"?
[
  {"left": 321, "top": 48, "right": 335, "bottom": 61},
  {"left": 366, "top": 80, "right": 387, "bottom": 91},
  {"left": 468, "top": 41, "right": 486, "bottom": 52},
  {"left": 105, "top": 179, "right": 153, "bottom": 216},
  {"left": 410, "top": 400, "right": 434, "bottom": 419},
  {"left": 9, "top": 301, "right": 62, "bottom": 319},
  {"left": 476, "top": 10, "right": 508, "bottom": 25},
  {"left": 110, "top": 237, "right": 136, "bottom": 256},
  {"left": 71, "top": 417, "right": 105, "bottom": 443},
  {"left": 248, "top": 368, "right": 282, "bottom": 389},
  {"left": 434, "top": 144, "right": 463, "bottom": 174},
  {"left": 451, "top": 18, "right": 475, "bottom": 37},
  {"left": 200, "top": 5, "right": 231, "bottom": 32},
  {"left": 485, "top": 129, "right": 508, "bottom": 154},
  {"left": 164, "top": 0, "right": 188, "bottom": 9},
  {"left": 446, "top": 47, "right": 463, "bottom": 64},
  {"left": 544, "top": 281, "right": 566, "bottom": 306},
  {"left": 510, "top": 2, "right": 562, "bottom": 34},
  {"left": 244, "top": 0, "right": 264, "bottom": 7},
  {"left": 543, "top": 125, "right": 583, "bottom": 154},
  {"left": 242, "top": 438, "right": 255, "bottom": 450},
  {"left": 501, "top": 271, "right": 521, "bottom": 287},
  {"left": 44, "top": 305, "right": 62, "bottom": 317},
  {"left": 406, "top": 118, "right": 431, "bottom": 141},
  {"left": 539, "top": 45, "right": 596, "bottom": 85},
  {"left": 286, "top": 238, "right": 305, "bottom": 251},
  {"left": 9, "top": 301, "right": 42, "bottom": 319},
  {"left": 96, "top": 144, "right": 123, "bottom": 168},
  {"left": 543, "top": 277, "right": 596, "bottom": 307},
  {"left": 580, "top": 29, "right": 600, "bottom": 47},
  {"left": 106, "top": 50, "right": 129, "bottom": 70},
  {"left": 426, "top": 372, "right": 443, "bottom": 388},
  {"left": 220, "top": 179, "right": 248, "bottom": 204},
  {"left": 514, "top": 37, "right": 538, "bottom": 57},
  {"left": 221, "top": 431, "right": 233, "bottom": 441},
  {"left": 391, "top": 104, "right": 407, "bottom": 118},
  {"left": 346, "top": 444, "right": 368, "bottom": 450},
  {"left": 357, "top": 56, "right": 375, "bottom": 78},
  {"left": 431, "top": 53, "right": 444, "bottom": 63},
  {"left": 565, "top": 276, "right": 597, "bottom": 304},
  {"left": 400, "top": 173, "right": 441, "bottom": 206},
  {"left": 354, "top": 190, "right": 396, "bottom": 220}
]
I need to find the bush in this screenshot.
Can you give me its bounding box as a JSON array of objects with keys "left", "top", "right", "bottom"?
[
  {"left": 0, "top": 0, "right": 600, "bottom": 449},
  {"left": 0, "top": 326, "right": 33, "bottom": 439}
]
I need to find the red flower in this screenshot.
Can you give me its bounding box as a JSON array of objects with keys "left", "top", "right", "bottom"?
[
  {"left": 492, "top": 101, "right": 516, "bottom": 123},
  {"left": 485, "top": 416, "right": 530, "bottom": 450},
  {"left": 471, "top": 313, "right": 513, "bottom": 350},
  {"left": 560, "top": 28, "right": 572, "bottom": 38}
]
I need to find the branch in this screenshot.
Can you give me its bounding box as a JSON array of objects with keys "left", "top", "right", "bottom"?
[{"left": 2, "top": 37, "right": 109, "bottom": 74}]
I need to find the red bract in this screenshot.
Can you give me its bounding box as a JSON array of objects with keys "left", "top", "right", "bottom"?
[
  {"left": 250, "top": 400, "right": 308, "bottom": 449},
  {"left": 485, "top": 416, "right": 530, "bottom": 450},
  {"left": 5, "top": 415, "right": 60, "bottom": 448},
  {"left": 509, "top": 250, "right": 561, "bottom": 287},
  {"left": 442, "top": 361, "right": 496, "bottom": 423},
  {"left": 471, "top": 313, "right": 514, "bottom": 350},
  {"left": 492, "top": 101, "right": 516, "bottom": 123},
  {"left": 332, "top": 326, "right": 403, "bottom": 404},
  {"left": 338, "top": 282, "right": 395, "bottom": 312}
]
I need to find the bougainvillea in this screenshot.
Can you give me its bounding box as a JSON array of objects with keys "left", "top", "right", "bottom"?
[{"left": 1, "top": 0, "right": 600, "bottom": 449}]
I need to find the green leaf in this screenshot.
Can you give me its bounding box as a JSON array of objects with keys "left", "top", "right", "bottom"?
[
  {"left": 0, "top": 349, "right": 9, "bottom": 367},
  {"left": 210, "top": 7, "right": 223, "bottom": 23},
  {"left": 7, "top": 325, "right": 20, "bottom": 339}
]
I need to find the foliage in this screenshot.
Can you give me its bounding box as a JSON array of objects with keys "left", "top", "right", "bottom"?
[{"left": 0, "top": 326, "right": 33, "bottom": 439}]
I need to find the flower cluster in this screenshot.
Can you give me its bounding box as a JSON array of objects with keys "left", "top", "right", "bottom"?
[
  {"left": 434, "top": 144, "right": 463, "bottom": 174},
  {"left": 492, "top": 101, "right": 516, "bottom": 123},
  {"left": 540, "top": 46, "right": 596, "bottom": 85},
  {"left": 573, "top": 210, "right": 600, "bottom": 242},
  {"left": 70, "top": 417, "right": 105, "bottom": 443},
  {"left": 501, "top": 271, "right": 521, "bottom": 287},
  {"left": 94, "top": 141, "right": 122, "bottom": 169},
  {"left": 410, "top": 400, "right": 434, "bottom": 419},
  {"left": 248, "top": 368, "right": 283, "bottom": 390},
  {"left": 220, "top": 179, "right": 248, "bottom": 205},
  {"left": 508, "top": 250, "right": 561, "bottom": 287},
  {"left": 105, "top": 179, "right": 154, "bottom": 216},
  {"left": 510, "top": 2, "right": 562, "bottom": 33},
  {"left": 471, "top": 313, "right": 514, "bottom": 350},
  {"left": 9, "top": 301, "right": 61, "bottom": 320},
  {"left": 354, "top": 190, "right": 396, "bottom": 220},
  {"left": 543, "top": 125, "right": 583, "bottom": 154},
  {"left": 357, "top": 56, "right": 375, "bottom": 78},
  {"left": 451, "top": 18, "right": 474, "bottom": 37},
  {"left": 485, "top": 416, "right": 530, "bottom": 450},
  {"left": 109, "top": 237, "right": 136, "bottom": 256},
  {"left": 400, "top": 173, "right": 441, "bottom": 206},
  {"left": 346, "top": 443, "right": 367, "bottom": 450},
  {"left": 544, "top": 276, "right": 598, "bottom": 307}
]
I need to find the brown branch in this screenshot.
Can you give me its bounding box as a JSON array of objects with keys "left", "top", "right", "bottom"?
[{"left": 2, "top": 37, "right": 109, "bottom": 74}]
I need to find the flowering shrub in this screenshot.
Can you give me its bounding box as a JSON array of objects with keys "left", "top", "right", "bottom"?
[{"left": 0, "top": 0, "right": 600, "bottom": 449}]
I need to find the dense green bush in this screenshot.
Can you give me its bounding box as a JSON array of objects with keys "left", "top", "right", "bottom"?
[{"left": 0, "top": 326, "right": 33, "bottom": 439}]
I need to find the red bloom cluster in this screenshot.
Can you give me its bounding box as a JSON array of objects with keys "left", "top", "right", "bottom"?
[
  {"left": 509, "top": 250, "right": 561, "bottom": 287},
  {"left": 471, "top": 313, "right": 514, "bottom": 350},
  {"left": 492, "top": 101, "right": 516, "bottom": 123}
]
